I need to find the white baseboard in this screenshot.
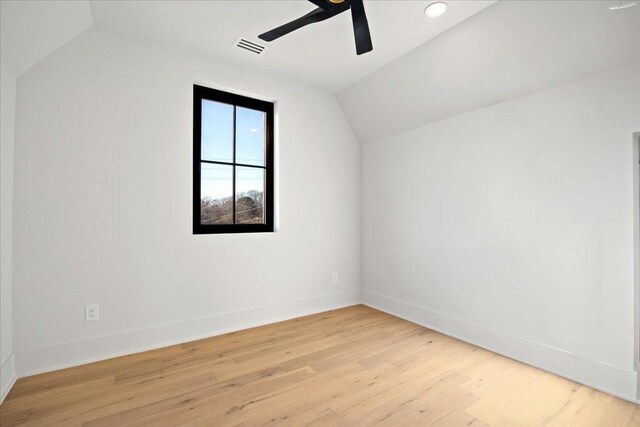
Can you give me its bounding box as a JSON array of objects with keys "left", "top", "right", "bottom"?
[
  {"left": 11, "top": 287, "right": 639, "bottom": 406},
  {"left": 362, "top": 289, "right": 639, "bottom": 404},
  {"left": 18, "top": 289, "right": 361, "bottom": 377},
  {"left": 1, "top": 352, "right": 17, "bottom": 404}
]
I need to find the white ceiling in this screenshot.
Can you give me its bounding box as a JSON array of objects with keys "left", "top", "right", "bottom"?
[
  {"left": 337, "top": 0, "right": 640, "bottom": 142},
  {"left": 0, "top": 0, "right": 93, "bottom": 76},
  {"left": 89, "top": 0, "right": 495, "bottom": 91},
  {"left": 3, "top": 0, "right": 638, "bottom": 144}
]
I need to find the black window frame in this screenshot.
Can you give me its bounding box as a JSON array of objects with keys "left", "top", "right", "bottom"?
[{"left": 193, "top": 85, "right": 274, "bottom": 234}]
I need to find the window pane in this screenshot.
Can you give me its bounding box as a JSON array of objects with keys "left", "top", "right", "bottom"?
[
  {"left": 236, "top": 107, "right": 265, "bottom": 166},
  {"left": 235, "top": 167, "right": 265, "bottom": 224},
  {"left": 201, "top": 100, "right": 233, "bottom": 162},
  {"left": 201, "top": 163, "right": 233, "bottom": 224}
]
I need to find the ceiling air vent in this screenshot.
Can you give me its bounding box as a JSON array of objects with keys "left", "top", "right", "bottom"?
[{"left": 233, "top": 36, "right": 267, "bottom": 55}]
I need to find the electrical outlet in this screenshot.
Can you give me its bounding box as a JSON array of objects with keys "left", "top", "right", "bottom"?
[
  {"left": 332, "top": 272, "right": 339, "bottom": 284},
  {"left": 85, "top": 304, "right": 99, "bottom": 322}
]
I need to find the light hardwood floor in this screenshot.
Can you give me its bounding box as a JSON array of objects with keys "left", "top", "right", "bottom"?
[{"left": 1, "top": 305, "right": 638, "bottom": 426}]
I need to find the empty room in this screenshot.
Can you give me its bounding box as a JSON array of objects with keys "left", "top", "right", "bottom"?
[{"left": 1, "top": 0, "right": 639, "bottom": 425}]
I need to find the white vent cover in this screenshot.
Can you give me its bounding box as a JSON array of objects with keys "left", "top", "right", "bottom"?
[{"left": 233, "top": 36, "right": 268, "bottom": 55}]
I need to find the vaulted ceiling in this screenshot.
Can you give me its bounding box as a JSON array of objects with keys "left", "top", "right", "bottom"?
[
  {"left": 2, "top": 1, "right": 638, "bottom": 144},
  {"left": 89, "top": 0, "right": 495, "bottom": 92},
  {"left": 0, "top": 0, "right": 93, "bottom": 76},
  {"left": 337, "top": 1, "right": 640, "bottom": 142}
]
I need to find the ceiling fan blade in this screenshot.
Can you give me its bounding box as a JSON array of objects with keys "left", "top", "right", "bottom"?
[
  {"left": 349, "top": 0, "right": 373, "bottom": 55},
  {"left": 259, "top": 4, "right": 349, "bottom": 42}
]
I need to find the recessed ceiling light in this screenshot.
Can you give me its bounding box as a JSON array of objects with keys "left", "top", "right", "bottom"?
[
  {"left": 608, "top": 1, "right": 638, "bottom": 9},
  {"left": 425, "top": 2, "right": 448, "bottom": 18}
]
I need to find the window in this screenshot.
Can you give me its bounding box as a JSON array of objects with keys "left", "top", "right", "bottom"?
[{"left": 193, "top": 85, "right": 274, "bottom": 234}]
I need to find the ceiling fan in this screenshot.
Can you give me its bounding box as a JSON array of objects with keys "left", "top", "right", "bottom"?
[{"left": 258, "top": 0, "right": 373, "bottom": 55}]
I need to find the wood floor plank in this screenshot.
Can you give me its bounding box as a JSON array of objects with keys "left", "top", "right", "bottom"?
[{"left": 1, "top": 305, "right": 637, "bottom": 426}]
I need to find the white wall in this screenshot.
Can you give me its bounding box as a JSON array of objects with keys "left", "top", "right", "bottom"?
[
  {"left": 1, "top": 62, "right": 17, "bottom": 402},
  {"left": 12, "top": 28, "right": 361, "bottom": 375},
  {"left": 362, "top": 63, "right": 640, "bottom": 401}
]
